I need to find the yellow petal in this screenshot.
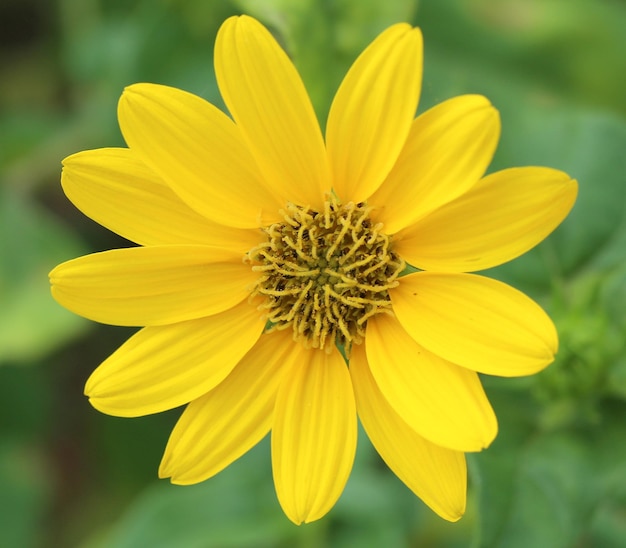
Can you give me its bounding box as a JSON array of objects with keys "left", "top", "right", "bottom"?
[
  {"left": 85, "top": 300, "right": 265, "bottom": 417},
  {"left": 50, "top": 246, "right": 256, "bottom": 326},
  {"left": 160, "top": 330, "right": 295, "bottom": 484},
  {"left": 326, "top": 24, "right": 423, "bottom": 203},
  {"left": 391, "top": 273, "right": 558, "bottom": 376},
  {"left": 350, "top": 344, "right": 466, "bottom": 521},
  {"left": 62, "top": 148, "right": 263, "bottom": 251},
  {"left": 371, "top": 95, "right": 500, "bottom": 234},
  {"left": 272, "top": 346, "right": 357, "bottom": 524},
  {"left": 214, "top": 15, "right": 328, "bottom": 208},
  {"left": 366, "top": 314, "right": 497, "bottom": 451},
  {"left": 118, "top": 83, "right": 283, "bottom": 228},
  {"left": 394, "top": 167, "right": 578, "bottom": 271}
]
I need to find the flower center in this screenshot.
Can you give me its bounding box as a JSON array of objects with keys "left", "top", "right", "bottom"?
[{"left": 246, "top": 196, "right": 405, "bottom": 352}]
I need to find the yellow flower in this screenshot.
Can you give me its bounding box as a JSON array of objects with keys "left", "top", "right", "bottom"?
[{"left": 49, "top": 15, "right": 577, "bottom": 524}]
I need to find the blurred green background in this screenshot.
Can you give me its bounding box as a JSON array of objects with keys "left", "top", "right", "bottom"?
[{"left": 1, "top": 0, "right": 625, "bottom": 546}]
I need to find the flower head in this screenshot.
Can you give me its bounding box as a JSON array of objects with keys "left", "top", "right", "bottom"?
[{"left": 50, "top": 15, "right": 577, "bottom": 524}]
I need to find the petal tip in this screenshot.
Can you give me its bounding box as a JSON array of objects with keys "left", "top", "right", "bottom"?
[
  {"left": 444, "top": 507, "right": 466, "bottom": 523},
  {"left": 118, "top": 83, "right": 154, "bottom": 111},
  {"left": 157, "top": 462, "right": 171, "bottom": 480},
  {"left": 86, "top": 395, "right": 108, "bottom": 415}
]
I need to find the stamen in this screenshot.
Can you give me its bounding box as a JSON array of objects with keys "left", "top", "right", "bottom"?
[{"left": 246, "top": 195, "right": 404, "bottom": 353}]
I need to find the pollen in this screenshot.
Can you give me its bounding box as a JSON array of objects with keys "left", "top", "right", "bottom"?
[{"left": 246, "top": 196, "right": 405, "bottom": 352}]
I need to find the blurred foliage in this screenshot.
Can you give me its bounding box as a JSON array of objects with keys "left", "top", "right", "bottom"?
[{"left": 0, "top": 0, "right": 625, "bottom": 546}]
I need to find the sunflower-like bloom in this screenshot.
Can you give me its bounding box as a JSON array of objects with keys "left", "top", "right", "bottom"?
[{"left": 50, "top": 15, "right": 577, "bottom": 524}]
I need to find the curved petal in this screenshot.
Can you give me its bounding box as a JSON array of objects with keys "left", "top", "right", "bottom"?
[
  {"left": 118, "top": 83, "right": 283, "bottom": 228},
  {"left": 350, "top": 344, "right": 466, "bottom": 522},
  {"left": 85, "top": 299, "right": 265, "bottom": 417},
  {"left": 215, "top": 15, "right": 329, "bottom": 208},
  {"left": 62, "top": 148, "right": 264, "bottom": 251},
  {"left": 159, "top": 330, "right": 296, "bottom": 484},
  {"left": 272, "top": 346, "right": 357, "bottom": 524},
  {"left": 371, "top": 95, "right": 500, "bottom": 234},
  {"left": 49, "top": 246, "right": 257, "bottom": 326},
  {"left": 391, "top": 273, "right": 558, "bottom": 376},
  {"left": 326, "top": 24, "right": 423, "bottom": 203},
  {"left": 366, "top": 314, "right": 497, "bottom": 451},
  {"left": 394, "top": 167, "right": 578, "bottom": 271}
]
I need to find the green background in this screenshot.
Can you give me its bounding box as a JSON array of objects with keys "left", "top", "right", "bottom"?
[{"left": 1, "top": 0, "right": 625, "bottom": 546}]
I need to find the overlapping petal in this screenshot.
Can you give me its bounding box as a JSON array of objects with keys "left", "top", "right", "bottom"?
[
  {"left": 159, "top": 330, "right": 295, "bottom": 484},
  {"left": 350, "top": 344, "right": 467, "bottom": 521},
  {"left": 215, "top": 15, "right": 329, "bottom": 208},
  {"left": 326, "top": 24, "right": 423, "bottom": 203},
  {"left": 394, "top": 167, "right": 578, "bottom": 271},
  {"left": 391, "top": 272, "right": 558, "bottom": 376},
  {"left": 366, "top": 314, "right": 497, "bottom": 451},
  {"left": 49, "top": 246, "right": 256, "bottom": 326},
  {"left": 118, "top": 83, "right": 283, "bottom": 228},
  {"left": 371, "top": 95, "right": 500, "bottom": 234},
  {"left": 272, "top": 346, "right": 357, "bottom": 524},
  {"left": 85, "top": 300, "right": 265, "bottom": 417},
  {"left": 61, "top": 148, "right": 263, "bottom": 251}
]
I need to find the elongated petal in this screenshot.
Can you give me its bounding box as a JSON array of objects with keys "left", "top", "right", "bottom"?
[
  {"left": 160, "top": 330, "right": 296, "bottom": 484},
  {"left": 272, "top": 346, "right": 357, "bottom": 524},
  {"left": 394, "top": 167, "right": 578, "bottom": 271},
  {"left": 118, "top": 83, "right": 283, "bottom": 228},
  {"left": 85, "top": 300, "right": 265, "bottom": 417},
  {"left": 366, "top": 314, "right": 497, "bottom": 451},
  {"left": 50, "top": 246, "right": 256, "bottom": 326},
  {"left": 62, "top": 148, "right": 263, "bottom": 251},
  {"left": 350, "top": 344, "right": 466, "bottom": 521},
  {"left": 215, "top": 15, "right": 328, "bottom": 208},
  {"left": 371, "top": 95, "right": 500, "bottom": 234},
  {"left": 326, "top": 24, "right": 423, "bottom": 202},
  {"left": 391, "top": 273, "right": 558, "bottom": 376}
]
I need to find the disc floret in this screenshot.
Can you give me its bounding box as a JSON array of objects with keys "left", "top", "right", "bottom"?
[{"left": 247, "top": 196, "right": 405, "bottom": 352}]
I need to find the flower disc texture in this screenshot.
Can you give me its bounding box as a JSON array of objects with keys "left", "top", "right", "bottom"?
[{"left": 50, "top": 14, "right": 577, "bottom": 524}]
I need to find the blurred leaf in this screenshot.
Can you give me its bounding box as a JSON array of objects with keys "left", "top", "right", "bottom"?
[
  {"left": 471, "top": 391, "right": 598, "bottom": 548},
  {"left": 0, "top": 113, "right": 60, "bottom": 168},
  {"left": 88, "top": 439, "right": 294, "bottom": 548},
  {"left": 473, "top": 393, "right": 626, "bottom": 548},
  {"left": 0, "top": 439, "right": 51, "bottom": 548},
  {"left": 0, "top": 186, "right": 88, "bottom": 364},
  {"left": 417, "top": 0, "right": 626, "bottom": 115},
  {"left": 600, "top": 265, "right": 626, "bottom": 399},
  {"left": 587, "top": 404, "right": 626, "bottom": 547}
]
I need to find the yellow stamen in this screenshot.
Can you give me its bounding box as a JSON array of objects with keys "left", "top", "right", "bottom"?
[{"left": 246, "top": 195, "right": 404, "bottom": 353}]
